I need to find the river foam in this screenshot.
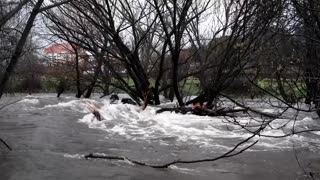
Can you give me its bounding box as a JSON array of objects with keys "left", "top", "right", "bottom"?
[{"left": 24, "top": 95, "right": 320, "bottom": 152}]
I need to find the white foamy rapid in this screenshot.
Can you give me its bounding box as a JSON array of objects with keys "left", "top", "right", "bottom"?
[
  {"left": 31, "top": 95, "right": 320, "bottom": 152},
  {"left": 63, "top": 154, "right": 83, "bottom": 159},
  {"left": 40, "top": 99, "right": 103, "bottom": 113},
  {"left": 18, "top": 98, "right": 39, "bottom": 105}
]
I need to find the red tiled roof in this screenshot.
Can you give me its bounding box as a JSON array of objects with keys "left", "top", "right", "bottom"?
[{"left": 44, "top": 43, "right": 78, "bottom": 54}]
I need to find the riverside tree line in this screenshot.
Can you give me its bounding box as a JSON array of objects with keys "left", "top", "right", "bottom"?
[
  {"left": 0, "top": 0, "right": 320, "bottom": 115},
  {"left": 2, "top": 1, "right": 320, "bottom": 172}
]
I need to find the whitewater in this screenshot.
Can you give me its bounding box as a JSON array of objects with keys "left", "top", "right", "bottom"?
[{"left": 33, "top": 94, "right": 320, "bottom": 152}]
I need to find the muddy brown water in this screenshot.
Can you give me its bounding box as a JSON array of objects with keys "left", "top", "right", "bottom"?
[{"left": 0, "top": 94, "right": 320, "bottom": 180}]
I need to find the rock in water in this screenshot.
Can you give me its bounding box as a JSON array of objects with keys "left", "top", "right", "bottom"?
[
  {"left": 110, "top": 94, "right": 119, "bottom": 103},
  {"left": 121, "top": 98, "right": 136, "bottom": 105}
]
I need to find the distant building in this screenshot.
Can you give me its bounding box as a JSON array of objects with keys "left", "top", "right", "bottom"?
[
  {"left": 43, "top": 43, "right": 95, "bottom": 76},
  {"left": 43, "top": 43, "right": 129, "bottom": 76},
  {"left": 44, "top": 43, "right": 78, "bottom": 67}
]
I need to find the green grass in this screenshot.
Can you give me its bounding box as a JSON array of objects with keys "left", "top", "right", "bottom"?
[
  {"left": 256, "top": 78, "right": 307, "bottom": 97},
  {"left": 19, "top": 75, "right": 308, "bottom": 98},
  {"left": 180, "top": 78, "right": 201, "bottom": 95},
  {"left": 108, "top": 77, "right": 201, "bottom": 95}
]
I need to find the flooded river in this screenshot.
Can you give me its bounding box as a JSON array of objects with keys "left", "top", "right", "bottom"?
[{"left": 1, "top": 94, "right": 320, "bottom": 179}]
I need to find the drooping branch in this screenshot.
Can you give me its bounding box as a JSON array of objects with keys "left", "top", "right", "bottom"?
[{"left": 85, "top": 133, "right": 259, "bottom": 168}]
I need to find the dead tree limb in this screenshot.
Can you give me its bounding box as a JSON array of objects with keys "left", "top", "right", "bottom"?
[
  {"left": 0, "top": 138, "right": 12, "bottom": 151},
  {"left": 156, "top": 106, "right": 247, "bottom": 116},
  {"left": 86, "top": 102, "right": 103, "bottom": 121},
  {"left": 85, "top": 133, "right": 259, "bottom": 168}
]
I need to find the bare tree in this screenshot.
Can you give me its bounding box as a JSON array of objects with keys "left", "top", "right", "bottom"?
[
  {"left": 291, "top": 0, "right": 320, "bottom": 108},
  {"left": 0, "top": 0, "right": 72, "bottom": 98}
]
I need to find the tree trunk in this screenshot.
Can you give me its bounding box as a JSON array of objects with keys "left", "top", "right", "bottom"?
[
  {"left": 153, "top": 87, "right": 160, "bottom": 105},
  {"left": 304, "top": 31, "right": 320, "bottom": 104},
  {"left": 275, "top": 67, "right": 291, "bottom": 103},
  {"left": 169, "top": 86, "right": 175, "bottom": 102},
  {"left": 171, "top": 53, "right": 184, "bottom": 106},
  {"left": 154, "top": 43, "right": 167, "bottom": 105},
  {"left": 74, "top": 48, "right": 82, "bottom": 98},
  {"left": 84, "top": 60, "right": 102, "bottom": 98},
  {"left": 292, "top": 0, "right": 320, "bottom": 105}
]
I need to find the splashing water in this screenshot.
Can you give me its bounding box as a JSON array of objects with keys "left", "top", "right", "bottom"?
[
  {"left": 14, "top": 94, "right": 320, "bottom": 153},
  {"left": 73, "top": 98, "right": 320, "bottom": 152}
]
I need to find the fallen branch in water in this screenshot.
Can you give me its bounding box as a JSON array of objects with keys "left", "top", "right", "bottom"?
[
  {"left": 0, "top": 99, "right": 22, "bottom": 110},
  {"left": 85, "top": 133, "right": 259, "bottom": 168},
  {"left": 86, "top": 102, "right": 103, "bottom": 121},
  {"left": 0, "top": 138, "right": 12, "bottom": 151},
  {"left": 156, "top": 106, "right": 247, "bottom": 117}
]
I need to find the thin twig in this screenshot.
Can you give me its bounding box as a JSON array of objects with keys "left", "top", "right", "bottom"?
[
  {"left": 0, "top": 138, "right": 12, "bottom": 151},
  {"left": 220, "top": 93, "right": 285, "bottom": 119},
  {"left": 292, "top": 144, "right": 315, "bottom": 180}
]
